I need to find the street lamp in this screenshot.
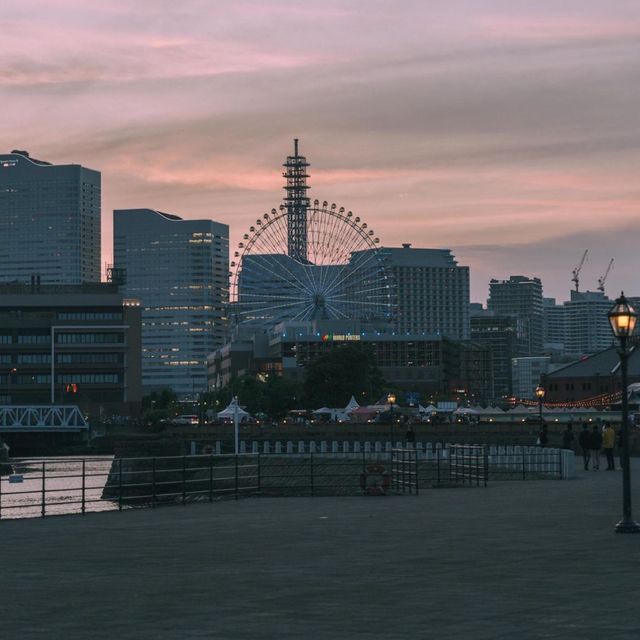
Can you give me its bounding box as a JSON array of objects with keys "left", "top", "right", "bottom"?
[
  {"left": 608, "top": 292, "right": 640, "bottom": 534},
  {"left": 387, "top": 392, "right": 396, "bottom": 446},
  {"left": 3, "top": 367, "right": 17, "bottom": 405},
  {"left": 535, "top": 385, "right": 545, "bottom": 425}
]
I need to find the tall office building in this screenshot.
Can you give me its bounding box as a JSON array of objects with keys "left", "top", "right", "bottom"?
[
  {"left": 114, "top": 209, "right": 229, "bottom": 396},
  {"left": 487, "top": 276, "right": 543, "bottom": 357},
  {"left": 0, "top": 150, "right": 100, "bottom": 284},
  {"left": 377, "top": 244, "right": 470, "bottom": 339}
]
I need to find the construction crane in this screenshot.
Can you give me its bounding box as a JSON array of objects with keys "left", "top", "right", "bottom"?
[
  {"left": 571, "top": 249, "right": 588, "bottom": 292},
  {"left": 597, "top": 258, "right": 614, "bottom": 293}
]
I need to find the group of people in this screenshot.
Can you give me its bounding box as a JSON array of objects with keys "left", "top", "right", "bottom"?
[{"left": 539, "top": 421, "right": 621, "bottom": 471}]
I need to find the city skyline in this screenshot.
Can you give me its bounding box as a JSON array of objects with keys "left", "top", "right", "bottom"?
[{"left": 2, "top": 1, "right": 639, "bottom": 302}]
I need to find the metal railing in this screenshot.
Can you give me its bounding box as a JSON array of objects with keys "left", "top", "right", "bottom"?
[
  {"left": 0, "top": 446, "right": 567, "bottom": 520},
  {"left": 449, "top": 445, "right": 488, "bottom": 487},
  {"left": 487, "top": 446, "right": 564, "bottom": 480},
  {"left": 0, "top": 455, "right": 260, "bottom": 520},
  {"left": 391, "top": 448, "right": 419, "bottom": 495}
]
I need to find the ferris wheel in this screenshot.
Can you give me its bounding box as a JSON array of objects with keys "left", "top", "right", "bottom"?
[{"left": 230, "top": 201, "right": 392, "bottom": 326}]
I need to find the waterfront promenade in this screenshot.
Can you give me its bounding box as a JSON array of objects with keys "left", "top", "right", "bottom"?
[{"left": 3, "top": 460, "right": 640, "bottom": 639}]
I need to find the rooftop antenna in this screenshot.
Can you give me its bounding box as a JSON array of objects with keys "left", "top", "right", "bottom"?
[
  {"left": 571, "top": 249, "right": 588, "bottom": 292},
  {"left": 283, "top": 138, "right": 310, "bottom": 262}
]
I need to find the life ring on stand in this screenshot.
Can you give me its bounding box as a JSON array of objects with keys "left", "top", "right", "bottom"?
[
  {"left": 202, "top": 444, "right": 213, "bottom": 455},
  {"left": 360, "top": 463, "right": 390, "bottom": 495}
]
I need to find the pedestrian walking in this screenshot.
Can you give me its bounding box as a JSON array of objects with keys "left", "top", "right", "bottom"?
[
  {"left": 579, "top": 423, "right": 591, "bottom": 470},
  {"left": 405, "top": 425, "right": 416, "bottom": 447},
  {"left": 590, "top": 424, "right": 603, "bottom": 470},
  {"left": 537, "top": 423, "right": 549, "bottom": 448},
  {"left": 603, "top": 422, "right": 616, "bottom": 470},
  {"left": 561, "top": 423, "right": 575, "bottom": 451}
]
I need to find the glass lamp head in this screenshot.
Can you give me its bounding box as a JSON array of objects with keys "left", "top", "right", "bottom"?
[
  {"left": 608, "top": 292, "right": 637, "bottom": 339},
  {"left": 535, "top": 386, "right": 545, "bottom": 400},
  {"left": 387, "top": 393, "right": 396, "bottom": 405}
]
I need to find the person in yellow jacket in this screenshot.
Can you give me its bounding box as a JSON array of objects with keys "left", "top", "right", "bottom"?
[{"left": 602, "top": 422, "right": 616, "bottom": 471}]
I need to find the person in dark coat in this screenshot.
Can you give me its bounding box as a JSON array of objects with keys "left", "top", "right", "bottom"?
[
  {"left": 578, "top": 423, "right": 591, "bottom": 470},
  {"left": 590, "top": 424, "right": 603, "bottom": 470},
  {"left": 405, "top": 425, "right": 416, "bottom": 447},
  {"left": 561, "top": 423, "right": 575, "bottom": 451}
]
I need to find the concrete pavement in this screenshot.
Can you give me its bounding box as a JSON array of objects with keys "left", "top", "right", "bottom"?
[{"left": 3, "top": 458, "right": 640, "bottom": 639}]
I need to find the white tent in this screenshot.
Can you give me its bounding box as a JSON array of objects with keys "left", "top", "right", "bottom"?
[
  {"left": 344, "top": 396, "right": 360, "bottom": 414},
  {"left": 453, "top": 407, "right": 479, "bottom": 415},
  {"left": 217, "top": 398, "right": 250, "bottom": 420},
  {"left": 419, "top": 404, "right": 437, "bottom": 414},
  {"left": 509, "top": 404, "right": 534, "bottom": 414}
]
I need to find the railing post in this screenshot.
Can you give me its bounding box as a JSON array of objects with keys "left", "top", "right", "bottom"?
[
  {"left": 522, "top": 447, "right": 526, "bottom": 481},
  {"left": 81, "top": 459, "right": 86, "bottom": 514},
  {"left": 310, "top": 452, "right": 314, "bottom": 497},
  {"left": 0, "top": 466, "right": 3, "bottom": 520},
  {"left": 182, "top": 456, "right": 186, "bottom": 505},
  {"left": 403, "top": 449, "right": 407, "bottom": 494},
  {"left": 437, "top": 446, "right": 441, "bottom": 486},
  {"left": 152, "top": 457, "right": 156, "bottom": 508},
  {"left": 414, "top": 448, "right": 419, "bottom": 495},
  {"left": 257, "top": 453, "right": 261, "bottom": 493},
  {"left": 559, "top": 448, "right": 563, "bottom": 480},
  {"left": 41, "top": 461, "right": 46, "bottom": 518},
  {"left": 118, "top": 458, "right": 123, "bottom": 511},
  {"left": 209, "top": 454, "right": 214, "bottom": 502},
  {"left": 484, "top": 446, "right": 489, "bottom": 487},
  {"left": 234, "top": 454, "right": 239, "bottom": 500}
]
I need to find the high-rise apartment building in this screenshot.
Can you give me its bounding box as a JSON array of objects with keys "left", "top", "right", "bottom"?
[
  {"left": 563, "top": 290, "right": 613, "bottom": 356},
  {"left": 113, "top": 209, "right": 229, "bottom": 396},
  {"left": 487, "top": 276, "right": 543, "bottom": 357},
  {"left": 0, "top": 150, "right": 100, "bottom": 284},
  {"left": 543, "top": 297, "right": 566, "bottom": 352},
  {"left": 375, "top": 244, "right": 470, "bottom": 339},
  {"left": 542, "top": 291, "right": 617, "bottom": 357},
  {"left": 470, "top": 312, "right": 518, "bottom": 400}
]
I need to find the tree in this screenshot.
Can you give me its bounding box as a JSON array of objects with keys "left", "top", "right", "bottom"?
[
  {"left": 141, "top": 388, "right": 179, "bottom": 425},
  {"left": 303, "top": 343, "right": 384, "bottom": 408},
  {"left": 204, "top": 374, "right": 302, "bottom": 420}
]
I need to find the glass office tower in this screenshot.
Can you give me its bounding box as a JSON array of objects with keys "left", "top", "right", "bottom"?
[
  {"left": 113, "top": 209, "right": 229, "bottom": 396},
  {"left": 0, "top": 150, "right": 101, "bottom": 284}
]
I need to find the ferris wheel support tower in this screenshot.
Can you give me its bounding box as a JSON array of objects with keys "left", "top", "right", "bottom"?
[{"left": 283, "top": 138, "right": 310, "bottom": 262}]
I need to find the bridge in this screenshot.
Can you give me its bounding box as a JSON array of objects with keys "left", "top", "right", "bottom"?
[{"left": 0, "top": 405, "right": 88, "bottom": 432}]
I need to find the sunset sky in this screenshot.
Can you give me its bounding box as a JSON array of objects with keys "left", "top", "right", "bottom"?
[{"left": 2, "top": 0, "right": 639, "bottom": 302}]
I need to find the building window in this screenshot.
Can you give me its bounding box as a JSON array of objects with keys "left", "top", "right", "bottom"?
[{"left": 56, "top": 333, "right": 124, "bottom": 344}]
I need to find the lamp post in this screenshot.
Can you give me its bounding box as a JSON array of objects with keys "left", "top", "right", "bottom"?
[
  {"left": 535, "top": 385, "right": 545, "bottom": 426},
  {"left": 4, "top": 367, "right": 17, "bottom": 405},
  {"left": 608, "top": 292, "right": 640, "bottom": 534},
  {"left": 387, "top": 392, "right": 396, "bottom": 446}
]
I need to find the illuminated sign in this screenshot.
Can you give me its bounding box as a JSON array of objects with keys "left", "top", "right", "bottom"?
[{"left": 321, "top": 334, "right": 361, "bottom": 342}]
